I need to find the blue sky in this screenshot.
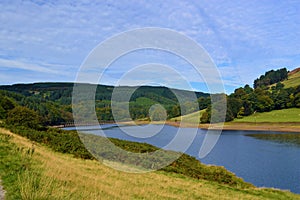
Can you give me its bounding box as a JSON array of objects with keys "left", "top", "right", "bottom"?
[{"left": 1, "top": 0, "right": 300, "bottom": 93}]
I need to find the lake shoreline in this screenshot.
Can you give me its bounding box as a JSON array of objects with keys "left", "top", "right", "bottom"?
[
  {"left": 116, "top": 121, "right": 300, "bottom": 133},
  {"left": 57, "top": 121, "right": 300, "bottom": 133}
]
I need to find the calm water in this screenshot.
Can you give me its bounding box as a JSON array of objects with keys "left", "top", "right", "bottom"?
[{"left": 65, "top": 124, "right": 300, "bottom": 193}]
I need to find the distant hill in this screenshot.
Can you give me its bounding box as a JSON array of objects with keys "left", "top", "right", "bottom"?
[
  {"left": 0, "top": 82, "right": 209, "bottom": 103},
  {"left": 0, "top": 82, "right": 209, "bottom": 125}
]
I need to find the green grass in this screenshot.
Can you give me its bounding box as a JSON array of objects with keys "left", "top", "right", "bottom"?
[
  {"left": 0, "top": 132, "right": 45, "bottom": 199},
  {"left": 1, "top": 128, "right": 300, "bottom": 199},
  {"left": 170, "top": 109, "right": 205, "bottom": 123},
  {"left": 282, "top": 69, "right": 300, "bottom": 88},
  {"left": 234, "top": 108, "right": 300, "bottom": 123}
]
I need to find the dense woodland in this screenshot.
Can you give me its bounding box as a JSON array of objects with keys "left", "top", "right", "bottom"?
[
  {"left": 0, "top": 67, "right": 299, "bottom": 126},
  {"left": 0, "top": 83, "right": 208, "bottom": 126}
]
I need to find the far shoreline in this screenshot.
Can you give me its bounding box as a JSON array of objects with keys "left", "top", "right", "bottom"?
[
  {"left": 59, "top": 121, "right": 300, "bottom": 133},
  {"left": 120, "top": 120, "right": 300, "bottom": 133}
]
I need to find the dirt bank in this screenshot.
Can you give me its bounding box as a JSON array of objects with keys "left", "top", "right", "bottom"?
[{"left": 0, "top": 180, "right": 5, "bottom": 200}]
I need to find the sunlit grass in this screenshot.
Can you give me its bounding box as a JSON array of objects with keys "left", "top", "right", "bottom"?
[
  {"left": 170, "top": 109, "right": 205, "bottom": 124},
  {"left": 234, "top": 108, "right": 300, "bottom": 123},
  {"left": 283, "top": 70, "right": 300, "bottom": 88},
  {"left": 1, "top": 128, "right": 300, "bottom": 199}
]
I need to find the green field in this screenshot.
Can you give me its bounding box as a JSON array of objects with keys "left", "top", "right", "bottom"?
[
  {"left": 234, "top": 108, "right": 300, "bottom": 123},
  {"left": 170, "top": 109, "right": 205, "bottom": 124}
]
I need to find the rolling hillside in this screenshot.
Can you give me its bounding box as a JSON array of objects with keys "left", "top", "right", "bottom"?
[
  {"left": 0, "top": 82, "right": 209, "bottom": 104},
  {"left": 0, "top": 82, "right": 209, "bottom": 124},
  {"left": 1, "top": 128, "right": 299, "bottom": 199},
  {"left": 283, "top": 68, "right": 300, "bottom": 88},
  {"left": 233, "top": 108, "right": 300, "bottom": 123},
  {"left": 269, "top": 67, "right": 300, "bottom": 89}
]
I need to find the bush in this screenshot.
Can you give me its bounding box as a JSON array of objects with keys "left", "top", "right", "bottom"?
[
  {"left": 6, "top": 107, "right": 41, "bottom": 129},
  {"left": 4, "top": 125, "right": 94, "bottom": 160}
]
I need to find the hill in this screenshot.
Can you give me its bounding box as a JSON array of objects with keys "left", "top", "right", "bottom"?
[
  {"left": 0, "top": 82, "right": 209, "bottom": 125},
  {"left": 233, "top": 108, "right": 300, "bottom": 123},
  {"left": 1, "top": 128, "right": 299, "bottom": 199},
  {"left": 0, "top": 82, "right": 209, "bottom": 103},
  {"left": 282, "top": 67, "right": 300, "bottom": 88}
]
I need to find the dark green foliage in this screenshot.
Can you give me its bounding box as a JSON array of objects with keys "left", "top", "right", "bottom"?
[
  {"left": 163, "top": 153, "right": 252, "bottom": 188},
  {"left": 198, "top": 96, "right": 210, "bottom": 110},
  {"left": 254, "top": 68, "right": 288, "bottom": 89},
  {"left": 200, "top": 110, "right": 209, "bottom": 123},
  {"left": 3, "top": 125, "right": 94, "bottom": 160},
  {"left": 0, "top": 83, "right": 209, "bottom": 125},
  {"left": 201, "top": 75, "right": 300, "bottom": 123},
  {"left": 6, "top": 107, "right": 41, "bottom": 129},
  {"left": 0, "top": 93, "right": 16, "bottom": 119}
]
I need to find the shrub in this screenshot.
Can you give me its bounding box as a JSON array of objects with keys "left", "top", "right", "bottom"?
[{"left": 6, "top": 107, "right": 41, "bottom": 129}]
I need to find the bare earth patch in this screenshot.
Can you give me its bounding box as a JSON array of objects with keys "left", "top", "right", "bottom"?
[{"left": 0, "top": 180, "right": 5, "bottom": 200}]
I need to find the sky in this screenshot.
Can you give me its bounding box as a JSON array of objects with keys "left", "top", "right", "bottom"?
[{"left": 1, "top": 0, "right": 300, "bottom": 94}]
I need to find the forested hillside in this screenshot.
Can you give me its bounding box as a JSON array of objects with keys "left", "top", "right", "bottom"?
[
  {"left": 0, "top": 83, "right": 209, "bottom": 125},
  {"left": 1, "top": 67, "right": 299, "bottom": 125}
]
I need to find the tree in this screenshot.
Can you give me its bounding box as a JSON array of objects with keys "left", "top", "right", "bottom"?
[
  {"left": 0, "top": 106, "right": 5, "bottom": 119},
  {"left": 294, "top": 93, "right": 300, "bottom": 107},
  {"left": 254, "top": 68, "right": 288, "bottom": 88},
  {"left": 242, "top": 100, "right": 254, "bottom": 116},
  {"left": 0, "top": 96, "right": 16, "bottom": 118},
  {"left": 6, "top": 106, "right": 41, "bottom": 129},
  {"left": 200, "top": 110, "right": 209, "bottom": 123},
  {"left": 237, "top": 106, "right": 245, "bottom": 119}
]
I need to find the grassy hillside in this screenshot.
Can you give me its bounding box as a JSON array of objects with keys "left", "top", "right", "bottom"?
[
  {"left": 269, "top": 68, "right": 300, "bottom": 89},
  {"left": 170, "top": 109, "right": 205, "bottom": 124},
  {"left": 1, "top": 128, "right": 299, "bottom": 199},
  {"left": 233, "top": 108, "right": 300, "bottom": 123},
  {"left": 283, "top": 68, "right": 300, "bottom": 88}
]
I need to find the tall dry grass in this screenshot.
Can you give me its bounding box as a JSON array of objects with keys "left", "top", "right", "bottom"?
[{"left": 1, "top": 128, "right": 300, "bottom": 200}]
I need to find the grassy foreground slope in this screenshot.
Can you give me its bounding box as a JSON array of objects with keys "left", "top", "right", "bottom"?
[
  {"left": 233, "top": 108, "right": 300, "bottom": 123},
  {"left": 1, "top": 129, "right": 299, "bottom": 199}
]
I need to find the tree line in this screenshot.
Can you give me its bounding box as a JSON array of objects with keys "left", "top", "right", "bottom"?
[{"left": 201, "top": 68, "right": 300, "bottom": 123}]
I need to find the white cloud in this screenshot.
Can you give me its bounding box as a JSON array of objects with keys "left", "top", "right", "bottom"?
[
  {"left": 0, "top": 58, "right": 59, "bottom": 74},
  {"left": 0, "top": 0, "right": 300, "bottom": 92}
]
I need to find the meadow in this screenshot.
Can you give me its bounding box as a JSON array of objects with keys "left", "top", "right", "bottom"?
[{"left": 233, "top": 108, "right": 300, "bottom": 123}]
